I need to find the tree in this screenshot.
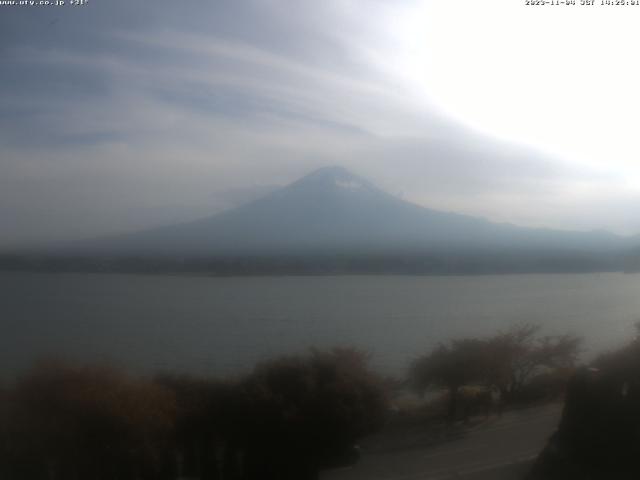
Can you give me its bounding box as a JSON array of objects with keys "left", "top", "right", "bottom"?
[
  {"left": 409, "top": 325, "right": 582, "bottom": 422},
  {"left": 6, "top": 360, "right": 175, "bottom": 480},
  {"left": 153, "top": 373, "right": 238, "bottom": 479},
  {"left": 532, "top": 329, "right": 640, "bottom": 479},
  {"left": 0, "top": 382, "right": 9, "bottom": 479},
  {"left": 238, "top": 347, "right": 389, "bottom": 480},
  {"left": 409, "top": 339, "right": 488, "bottom": 423},
  {"left": 486, "top": 324, "right": 582, "bottom": 401}
]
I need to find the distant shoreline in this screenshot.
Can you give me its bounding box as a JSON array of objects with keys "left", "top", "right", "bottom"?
[{"left": 0, "top": 253, "right": 631, "bottom": 277}]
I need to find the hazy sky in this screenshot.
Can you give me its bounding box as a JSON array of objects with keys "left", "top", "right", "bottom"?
[{"left": 2, "top": 0, "right": 640, "bottom": 247}]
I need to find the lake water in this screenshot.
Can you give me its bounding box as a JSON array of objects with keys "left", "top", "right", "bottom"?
[{"left": 1, "top": 272, "right": 640, "bottom": 379}]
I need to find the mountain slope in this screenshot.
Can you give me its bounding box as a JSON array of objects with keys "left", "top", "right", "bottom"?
[{"left": 71, "top": 166, "right": 630, "bottom": 259}]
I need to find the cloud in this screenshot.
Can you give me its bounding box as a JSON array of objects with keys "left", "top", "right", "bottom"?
[{"left": 0, "top": 0, "right": 638, "bottom": 247}]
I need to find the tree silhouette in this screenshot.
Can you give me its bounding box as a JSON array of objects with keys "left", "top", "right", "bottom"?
[
  {"left": 410, "top": 326, "right": 581, "bottom": 422},
  {"left": 238, "top": 348, "right": 389, "bottom": 480},
  {"left": 153, "top": 373, "right": 238, "bottom": 479},
  {"left": 532, "top": 331, "right": 640, "bottom": 479},
  {"left": 6, "top": 360, "right": 175, "bottom": 480},
  {"left": 409, "top": 339, "right": 488, "bottom": 423},
  {"left": 486, "top": 324, "right": 581, "bottom": 401}
]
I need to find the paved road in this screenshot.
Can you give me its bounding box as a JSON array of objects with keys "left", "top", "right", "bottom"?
[{"left": 321, "top": 403, "right": 562, "bottom": 480}]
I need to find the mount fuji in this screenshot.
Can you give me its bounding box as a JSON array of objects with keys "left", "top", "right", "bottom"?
[{"left": 7, "top": 166, "right": 637, "bottom": 274}]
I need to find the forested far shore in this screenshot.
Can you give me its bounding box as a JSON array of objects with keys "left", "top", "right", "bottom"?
[{"left": 0, "top": 251, "right": 635, "bottom": 275}]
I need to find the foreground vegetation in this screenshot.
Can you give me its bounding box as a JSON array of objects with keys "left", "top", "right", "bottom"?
[
  {"left": 531, "top": 325, "right": 640, "bottom": 479},
  {"left": 409, "top": 324, "right": 581, "bottom": 423},
  {"left": 0, "top": 324, "right": 586, "bottom": 479},
  {"left": 0, "top": 349, "right": 388, "bottom": 480}
]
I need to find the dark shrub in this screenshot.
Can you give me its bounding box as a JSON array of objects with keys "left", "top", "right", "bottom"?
[
  {"left": 154, "top": 373, "right": 238, "bottom": 479},
  {"left": 1, "top": 350, "right": 388, "bottom": 480},
  {"left": 514, "top": 367, "right": 575, "bottom": 404},
  {"left": 531, "top": 337, "right": 640, "bottom": 479},
  {"left": 238, "top": 348, "right": 389, "bottom": 480},
  {"left": 409, "top": 339, "right": 489, "bottom": 422},
  {"left": 5, "top": 360, "right": 175, "bottom": 480},
  {"left": 0, "top": 382, "right": 9, "bottom": 478}
]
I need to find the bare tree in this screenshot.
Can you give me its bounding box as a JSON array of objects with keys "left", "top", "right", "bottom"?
[
  {"left": 410, "top": 325, "right": 582, "bottom": 422},
  {"left": 486, "top": 324, "right": 582, "bottom": 401}
]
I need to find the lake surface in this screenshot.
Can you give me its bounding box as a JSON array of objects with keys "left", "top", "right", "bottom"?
[{"left": 1, "top": 272, "right": 640, "bottom": 378}]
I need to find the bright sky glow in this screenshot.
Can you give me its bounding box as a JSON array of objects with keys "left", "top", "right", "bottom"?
[{"left": 385, "top": 0, "right": 640, "bottom": 177}]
